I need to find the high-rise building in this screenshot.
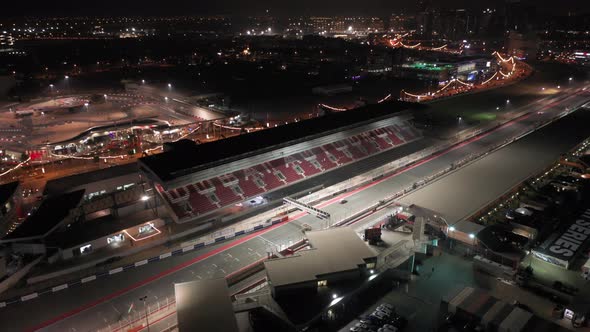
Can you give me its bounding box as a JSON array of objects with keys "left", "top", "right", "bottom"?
[
  {"left": 416, "top": 0, "right": 435, "bottom": 38},
  {"left": 504, "top": 0, "right": 536, "bottom": 33},
  {"left": 436, "top": 9, "right": 475, "bottom": 39},
  {"left": 0, "top": 31, "right": 14, "bottom": 50},
  {"left": 389, "top": 13, "right": 416, "bottom": 33},
  {"left": 308, "top": 17, "right": 384, "bottom": 35}
]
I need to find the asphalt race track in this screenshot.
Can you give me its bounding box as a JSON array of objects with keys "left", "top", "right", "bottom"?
[
  {"left": 1, "top": 84, "right": 589, "bottom": 331},
  {"left": 400, "top": 106, "right": 590, "bottom": 223}
]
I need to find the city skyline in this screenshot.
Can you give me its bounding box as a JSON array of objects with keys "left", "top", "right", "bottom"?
[{"left": 3, "top": 0, "right": 590, "bottom": 17}]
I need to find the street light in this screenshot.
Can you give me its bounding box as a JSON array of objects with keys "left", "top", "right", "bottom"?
[
  {"left": 141, "top": 195, "right": 149, "bottom": 201},
  {"left": 167, "top": 83, "right": 172, "bottom": 88},
  {"left": 506, "top": 99, "right": 510, "bottom": 104},
  {"left": 64, "top": 75, "right": 69, "bottom": 79},
  {"left": 142, "top": 79, "right": 145, "bottom": 84}
]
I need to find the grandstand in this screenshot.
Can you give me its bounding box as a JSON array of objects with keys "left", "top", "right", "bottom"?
[{"left": 139, "top": 102, "right": 424, "bottom": 223}]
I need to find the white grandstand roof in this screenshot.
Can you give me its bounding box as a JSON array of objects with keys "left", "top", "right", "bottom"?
[
  {"left": 174, "top": 278, "right": 239, "bottom": 332},
  {"left": 264, "top": 227, "right": 377, "bottom": 287}
]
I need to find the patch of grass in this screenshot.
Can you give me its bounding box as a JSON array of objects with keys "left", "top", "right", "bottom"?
[{"left": 468, "top": 112, "right": 498, "bottom": 122}]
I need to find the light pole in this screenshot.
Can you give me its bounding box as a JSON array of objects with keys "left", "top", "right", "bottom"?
[{"left": 139, "top": 296, "right": 150, "bottom": 331}]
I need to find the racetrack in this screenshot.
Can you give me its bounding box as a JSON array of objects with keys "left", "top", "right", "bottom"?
[{"left": 1, "top": 83, "right": 589, "bottom": 332}]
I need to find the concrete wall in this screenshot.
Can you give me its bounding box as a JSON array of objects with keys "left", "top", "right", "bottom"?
[
  {"left": 0, "top": 255, "right": 43, "bottom": 295},
  {"left": 60, "top": 218, "right": 166, "bottom": 260}
]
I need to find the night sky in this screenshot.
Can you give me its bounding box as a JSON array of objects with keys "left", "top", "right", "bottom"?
[{"left": 3, "top": 0, "right": 589, "bottom": 17}]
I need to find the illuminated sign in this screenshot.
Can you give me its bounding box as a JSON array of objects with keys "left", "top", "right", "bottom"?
[{"left": 532, "top": 209, "right": 590, "bottom": 268}]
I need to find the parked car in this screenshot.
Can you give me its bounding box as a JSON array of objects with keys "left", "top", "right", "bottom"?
[
  {"left": 378, "top": 303, "right": 394, "bottom": 310},
  {"left": 378, "top": 327, "right": 396, "bottom": 332},
  {"left": 383, "top": 324, "right": 399, "bottom": 331},
  {"left": 355, "top": 322, "right": 373, "bottom": 330},
  {"left": 350, "top": 327, "right": 367, "bottom": 332},
  {"left": 375, "top": 307, "right": 393, "bottom": 316},
  {"left": 372, "top": 311, "right": 388, "bottom": 320},
  {"left": 364, "top": 315, "right": 383, "bottom": 325}
]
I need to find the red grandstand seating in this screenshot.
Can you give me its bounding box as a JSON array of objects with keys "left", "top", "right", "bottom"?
[
  {"left": 346, "top": 144, "right": 367, "bottom": 159},
  {"left": 358, "top": 135, "right": 380, "bottom": 154},
  {"left": 383, "top": 127, "right": 404, "bottom": 145},
  {"left": 168, "top": 189, "right": 179, "bottom": 201},
  {"left": 176, "top": 187, "right": 188, "bottom": 198},
  {"left": 372, "top": 133, "right": 392, "bottom": 150},
  {"left": 253, "top": 164, "right": 283, "bottom": 189},
  {"left": 187, "top": 184, "right": 198, "bottom": 194},
  {"left": 232, "top": 170, "right": 265, "bottom": 196},
  {"left": 395, "top": 124, "right": 415, "bottom": 141},
  {"left": 311, "top": 147, "right": 338, "bottom": 170},
  {"left": 238, "top": 176, "right": 265, "bottom": 197},
  {"left": 325, "top": 143, "right": 353, "bottom": 164},
  {"left": 189, "top": 193, "right": 218, "bottom": 214},
  {"left": 211, "top": 178, "right": 242, "bottom": 206},
  {"left": 195, "top": 180, "right": 215, "bottom": 193},
  {"left": 269, "top": 158, "right": 303, "bottom": 183},
  {"left": 297, "top": 158, "right": 322, "bottom": 176},
  {"left": 165, "top": 121, "right": 422, "bottom": 221}
]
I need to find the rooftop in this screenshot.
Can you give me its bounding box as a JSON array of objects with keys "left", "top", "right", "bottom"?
[
  {"left": 43, "top": 163, "right": 139, "bottom": 196},
  {"left": 140, "top": 101, "right": 422, "bottom": 183},
  {"left": 174, "top": 278, "right": 239, "bottom": 332},
  {"left": 444, "top": 286, "right": 568, "bottom": 332},
  {"left": 45, "top": 208, "right": 163, "bottom": 249},
  {"left": 0, "top": 181, "right": 19, "bottom": 206},
  {"left": 453, "top": 219, "right": 485, "bottom": 235},
  {"left": 2, "top": 190, "right": 84, "bottom": 242},
  {"left": 264, "top": 227, "right": 377, "bottom": 287}
]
